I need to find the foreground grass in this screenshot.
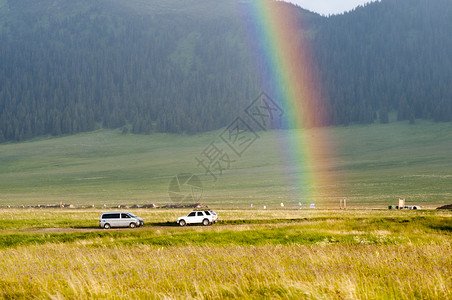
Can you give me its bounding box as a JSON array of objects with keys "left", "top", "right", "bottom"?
[
  {"left": 1, "top": 243, "right": 450, "bottom": 299},
  {"left": 0, "top": 209, "right": 451, "bottom": 299}
]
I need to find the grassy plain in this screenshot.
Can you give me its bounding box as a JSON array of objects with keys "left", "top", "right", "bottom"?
[
  {"left": 0, "top": 209, "right": 451, "bottom": 299},
  {"left": 1, "top": 120, "right": 452, "bottom": 208}
]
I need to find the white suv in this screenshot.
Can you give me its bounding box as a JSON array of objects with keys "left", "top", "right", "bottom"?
[{"left": 177, "top": 210, "right": 217, "bottom": 226}]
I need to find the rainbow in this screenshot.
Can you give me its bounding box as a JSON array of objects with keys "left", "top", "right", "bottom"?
[{"left": 242, "top": 0, "right": 338, "bottom": 204}]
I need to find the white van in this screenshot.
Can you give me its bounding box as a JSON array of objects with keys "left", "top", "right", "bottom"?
[{"left": 99, "top": 212, "right": 144, "bottom": 229}]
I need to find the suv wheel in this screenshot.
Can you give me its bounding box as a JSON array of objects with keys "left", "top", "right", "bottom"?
[
  {"left": 104, "top": 223, "right": 110, "bottom": 229},
  {"left": 202, "top": 219, "right": 210, "bottom": 226},
  {"left": 179, "top": 219, "right": 186, "bottom": 227},
  {"left": 129, "top": 223, "right": 136, "bottom": 229}
]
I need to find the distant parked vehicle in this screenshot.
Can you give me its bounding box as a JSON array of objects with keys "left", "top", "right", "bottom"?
[
  {"left": 99, "top": 212, "right": 144, "bottom": 229},
  {"left": 404, "top": 205, "right": 421, "bottom": 210},
  {"left": 177, "top": 210, "right": 217, "bottom": 226},
  {"left": 394, "top": 205, "right": 421, "bottom": 210}
]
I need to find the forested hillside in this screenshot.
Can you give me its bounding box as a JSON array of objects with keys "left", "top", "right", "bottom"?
[
  {"left": 314, "top": 0, "right": 452, "bottom": 125},
  {"left": 0, "top": 0, "right": 451, "bottom": 142}
]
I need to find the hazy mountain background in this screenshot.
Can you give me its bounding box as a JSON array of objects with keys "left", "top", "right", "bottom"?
[{"left": 0, "top": 0, "right": 451, "bottom": 142}]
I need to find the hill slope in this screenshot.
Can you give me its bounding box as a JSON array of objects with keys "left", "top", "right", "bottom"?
[
  {"left": 1, "top": 122, "right": 451, "bottom": 207},
  {"left": 0, "top": 0, "right": 452, "bottom": 142}
]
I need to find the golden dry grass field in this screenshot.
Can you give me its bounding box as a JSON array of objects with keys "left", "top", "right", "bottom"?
[{"left": 0, "top": 208, "right": 451, "bottom": 299}]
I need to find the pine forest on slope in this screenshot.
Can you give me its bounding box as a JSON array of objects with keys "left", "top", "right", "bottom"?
[{"left": 0, "top": 0, "right": 451, "bottom": 142}]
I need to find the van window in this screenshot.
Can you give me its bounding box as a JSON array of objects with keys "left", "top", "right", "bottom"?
[
  {"left": 102, "top": 213, "right": 120, "bottom": 219},
  {"left": 121, "top": 213, "right": 130, "bottom": 218}
]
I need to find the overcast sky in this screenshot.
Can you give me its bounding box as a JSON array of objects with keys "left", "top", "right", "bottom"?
[{"left": 289, "top": 0, "right": 379, "bottom": 15}]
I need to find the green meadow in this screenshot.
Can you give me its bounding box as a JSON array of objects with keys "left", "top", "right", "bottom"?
[{"left": 1, "top": 120, "right": 452, "bottom": 208}]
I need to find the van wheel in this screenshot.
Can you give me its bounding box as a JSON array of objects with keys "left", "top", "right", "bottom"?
[
  {"left": 202, "top": 219, "right": 210, "bottom": 226},
  {"left": 129, "top": 223, "right": 136, "bottom": 229},
  {"left": 104, "top": 223, "right": 110, "bottom": 229},
  {"left": 179, "top": 220, "right": 186, "bottom": 227}
]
